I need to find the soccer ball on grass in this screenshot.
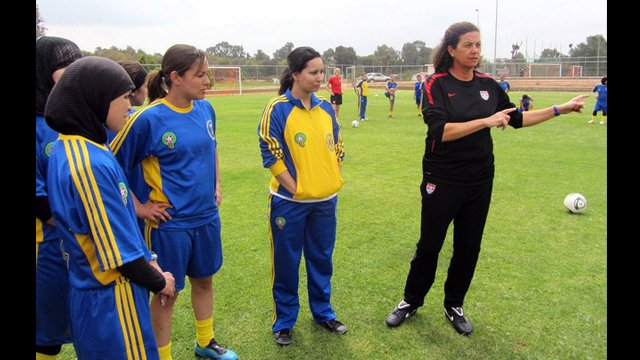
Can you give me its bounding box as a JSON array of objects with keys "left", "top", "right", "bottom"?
[
  {"left": 351, "top": 120, "right": 360, "bottom": 128},
  {"left": 563, "top": 193, "right": 587, "bottom": 213}
]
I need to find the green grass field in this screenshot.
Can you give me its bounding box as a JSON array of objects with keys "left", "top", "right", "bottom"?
[{"left": 60, "top": 89, "right": 606, "bottom": 359}]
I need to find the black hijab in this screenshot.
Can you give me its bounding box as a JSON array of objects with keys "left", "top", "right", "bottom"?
[
  {"left": 45, "top": 56, "right": 134, "bottom": 144},
  {"left": 36, "top": 36, "right": 83, "bottom": 116}
]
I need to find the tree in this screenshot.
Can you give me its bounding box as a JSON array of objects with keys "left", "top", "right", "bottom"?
[
  {"left": 273, "top": 42, "right": 294, "bottom": 63},
  {"left": 322, "top": 48, "right": 336, "bottom": 63},
  {"left": 401, "top": 41, "right": 432, "bottom": 65},
  {"left": 540, "top": 48, "right": 565, "bottom": 58},
  {"left": 253, "top": 49, "right": 270, "bottom": 62},
  {"left": 373, "top": 45, "right": 400, "bottom": 66},
  {"left": 206, "top": 42, "right": 247, "bottom": 58},
  {"left": 333, "top": 46, "right": 357, "bottom": 65},
  {"left": 569, "top": 35, "right": 607, "bottom": 58},
  {"left": 36, "top": 4, "right": 46, "bottom": 38}
]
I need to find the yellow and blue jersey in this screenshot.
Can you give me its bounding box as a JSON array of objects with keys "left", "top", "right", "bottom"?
[
  {"left": 46, "top": 135, "right": 151, "bottom": 289},
  {"left": 111, "top": 99, "right": 219, "bottom": 229},
  {"left": 36, "top": 115, "right": 60, "bottom": 244},
  {"left": 258, "top": 89, "right": 344, "bottom": 201},
  {"left": 357, "top": 80, "right": 369, "bottom": 97}
]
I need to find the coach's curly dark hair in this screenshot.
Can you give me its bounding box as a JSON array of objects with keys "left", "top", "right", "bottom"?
[
  {"left": 278, "top": 46, "right": 321, "bottom": 95},
  {"left": 432, "top": 22, "right": 480, "bottom": 74}
]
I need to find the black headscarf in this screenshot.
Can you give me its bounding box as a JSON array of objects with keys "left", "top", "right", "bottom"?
[
  {"left": 45, "top": 56, "right": 134, "bottom": 144},
  {"left": 36, "top": 36, "right": 83, "bottom": 116}
]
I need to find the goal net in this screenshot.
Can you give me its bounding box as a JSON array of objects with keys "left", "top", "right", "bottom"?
[
  {"left": 209, "top": 66, "right": 242, "bottom": 95},
  {"left": 567, "top": 65, "right": 583, "bottom": 77},
  {"left": 526, "top": 63, "right": 561, "bottom": 77}
]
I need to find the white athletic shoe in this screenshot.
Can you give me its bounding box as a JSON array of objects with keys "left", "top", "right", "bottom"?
[{"left": 588, "top": 120, "right": 595, "bottom": 124}]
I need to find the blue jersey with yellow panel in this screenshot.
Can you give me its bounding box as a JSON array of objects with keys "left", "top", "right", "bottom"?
[
  {"left": 258, "top": 89, "right": 344, "bottom": 200},
  {"left": 592, "top": 84, "right": 607, "bottom": 105},
  {"left": 111, "top": 99, "right": 218, "bottom": 230},
  {"left": 46, "top": 135, "right": 151, "bottom": 289},
  {"left": 36, "top": 115, "right": 60, "bottom": 244}
]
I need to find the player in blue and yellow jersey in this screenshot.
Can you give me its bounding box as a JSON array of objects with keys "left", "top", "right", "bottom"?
[
  {"left": 414, "top": 74, "right": 425, "bottom": 116},
  {"left": 355, "top": 73, "right": 369, "bottom": 121},
  {"left": 45, "top": 56, "right": 175, "bottom": 360},
  {"left": 386, "top": 76, "right": 399, "bottom": 118},
  {"left": 107, "top": 60, "right": 150, "bottom": 235},
  {"left": 589, "top": 76, "right": 607, "bottom": 124},
  {"left": 111, "top": 44, "right": 238, "bottom": 360},
  {"left": 35, "top": 36, "right": 82, "bottom": 360},
  {"left": 518, "top": 94, "right": 534, "bottom": 112},
  {"left": 498, "top": 74, "right": 511, "bottom": 93},
  {"left": 258, "top": 46, "right": 347, "bottom": 346}
]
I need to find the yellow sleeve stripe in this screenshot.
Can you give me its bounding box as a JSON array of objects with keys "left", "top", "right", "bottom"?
[
  {"left": 110, "top": 99, "right": 163, "bottom": 154},
  {"left": 269, "top": 160, "right": 287, "bottom": 177},
  {"left": 64, "top": 138, "right": 121, "bottom": 269},
  {"left": 259, "top": 96, "right": 288, "bottom": 160},
  {"left": 114, "top": 280, "right": 149, "bottom": 359}
]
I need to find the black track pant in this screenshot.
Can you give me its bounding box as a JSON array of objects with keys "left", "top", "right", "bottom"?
[{"left": 403, "top": 178, "right": 493, "bottom": 309}]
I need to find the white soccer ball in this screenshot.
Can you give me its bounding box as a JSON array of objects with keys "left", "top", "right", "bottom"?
[
  {"left": 563, "top": 193, "right": 587, "bottom": 213},
  {"left": 351, "top": 120, "right": 360, "bottom": 128}
]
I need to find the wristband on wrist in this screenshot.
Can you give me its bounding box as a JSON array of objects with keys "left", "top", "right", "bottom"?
[
  {"left": 150, "top": 252, "right": 158, "bottom": 261},
  {"left": 552, "top": 105, "right": 560, "bottom": 116}
]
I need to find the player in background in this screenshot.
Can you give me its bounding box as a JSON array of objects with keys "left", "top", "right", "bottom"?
[
  {"left": 111, "top": 44, "right": 238, "bottom": 360},
  {"left": 258, "top": 46, "right": 347, "bottom": 346},
  {"left": 589, "top": 76, "right": 607, "bottom": 124},
  {"left": 327, "top": 68, "right": 343, "bottom": 124},
  {"left": 518, "top": 94, "right": 534, "bottom": 112},
  {"left": 355, "top": 73, "right": 369, "bottom": 121},
  {"left": 45, "top": 56, "right": 175, "bottom": 359},
  {"left": 35, "top": 35, "right": 82, "bottom": 360},
  {"left": 498, "top": 74, "right": 511, "bottom": 93},
  {"left": 414, "top": 74, "right": 425, "bottom": 116},
  {"left": 386, "top": 75, "right": 399, "bottom": 118}
]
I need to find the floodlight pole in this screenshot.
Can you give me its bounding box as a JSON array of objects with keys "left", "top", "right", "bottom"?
[{"left": 475, "top": 9, "right": 479, "bottom": 28}]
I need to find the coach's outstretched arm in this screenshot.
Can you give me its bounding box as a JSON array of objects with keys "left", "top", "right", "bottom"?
[{"left": 521, "top": 94, "right": 588, "bottom": 127}]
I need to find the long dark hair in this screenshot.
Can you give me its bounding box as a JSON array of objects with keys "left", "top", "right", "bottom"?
[
  {"left": 278, "top": 46, "right": 321, "bottom": 95},
  {"left": 147, "top": 44, "right": 207, "bottom": 102},
  {"left": 432, "top": 22, "right": 479, "bottom": 74}
]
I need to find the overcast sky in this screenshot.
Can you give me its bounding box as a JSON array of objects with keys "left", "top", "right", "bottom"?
[{"left": 38, "top": 0, "right": 607, "bottom": 61}]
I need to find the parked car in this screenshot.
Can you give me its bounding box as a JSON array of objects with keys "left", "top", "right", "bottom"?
[{"left": 366, "top": 72, "right": 391, "bottom": 82}]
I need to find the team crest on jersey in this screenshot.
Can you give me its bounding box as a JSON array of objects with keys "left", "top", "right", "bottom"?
[
  {"left": 425, "top": 182, "right": 436, "bottom": 195},
  {"left": 325, "top": 134, "right": 335, "bottom": 152},
  {"left": 118, "top": 182, "right": 128, "bottom": 205},
  {"left": 206, "top": 120, "right": 215, "bottom": 141},
  {"left": 275, "top": 216, "right": 286, "bottom": 230},
  {"left": 480, "top": 91, "right": 489, "bottom": 100},
  {"left": 294, "top": 133, "right": 306, "bottom": 147},
  {"left": 162, "top": 131, "right": 177, "bottom": 149},
  {"left": 44, "top": 142, "right": 54, "bottom": 157}
]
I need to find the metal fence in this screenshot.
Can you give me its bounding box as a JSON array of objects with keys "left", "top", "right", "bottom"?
[{"left": 142, "top": 55, "right": 606, "bottom": 87}]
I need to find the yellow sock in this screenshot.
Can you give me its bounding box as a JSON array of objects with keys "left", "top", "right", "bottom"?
[
  {"left": 158, "top": 342, "right": 172, "bottom": 360},
  {"left": 196, "top": 317, "right": 214, "bottom": 348},
  {"left": 35, "top": 353, "right": 57, "bottom": 360},
  {"left": 591, "top": 115, "right": 596, "bottom": 121},
  {"left": 602, "top": 115, "right": 607, "bottom": 122}
]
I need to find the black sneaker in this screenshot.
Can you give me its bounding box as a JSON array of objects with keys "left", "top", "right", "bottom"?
[
  {"left": 385, "top": 300, "right": 417, "bottom": 327},
  {"left": 444, "top": 307, "right": 473, "bottom": 335},
  {"left": 274, "top": 329, "right": 292, "bottom": 346},
  {"left": 322, "top": 319, "right": 348, "bottom": 334}
]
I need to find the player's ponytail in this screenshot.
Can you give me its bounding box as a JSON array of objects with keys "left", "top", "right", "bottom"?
[{"left": 278, "top": 46, "right": 321, "bottom": 95}]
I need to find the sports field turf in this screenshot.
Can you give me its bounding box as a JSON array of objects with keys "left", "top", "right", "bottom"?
[{"left": 59, "top": 89, "right": 606, "bottom": 359}]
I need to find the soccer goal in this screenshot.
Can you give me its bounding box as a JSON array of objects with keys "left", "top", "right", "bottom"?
[
  {"left": 526, "top": 63, "right": 561, "bottom": 77},
  {"left": 209, "top": 66, "right": 242, "bottom": 95},
  {"left": 567, "top": 65, "right": 583, "bottom": 77}
]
